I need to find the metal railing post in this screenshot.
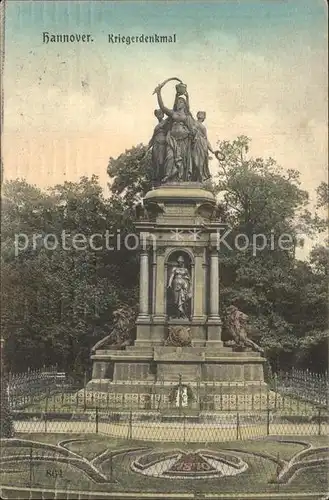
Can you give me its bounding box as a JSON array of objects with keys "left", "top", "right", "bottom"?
[
  {"left": 178, "top": 374, "right": 182, "bottom": 416},
  {"left": 236, "top": 412, "right": 240, "bottom": 440},
  {"left": 128, "top": 410, "right": 132, "bottom": 439},
  {"left": 267, "top": 408, "right": 270, "bottom": 436},
  {"left": 109, "top": 453, "right": 113, "bottom": 481},
  {"left": 318, "top": 407, "right": 321, "bottom": 436},
  {"left": 29, "top": 447, "right": 33, "bottom": 487},
  {"left": 83, "top": 371, "right": 87, "bottom": 411}
]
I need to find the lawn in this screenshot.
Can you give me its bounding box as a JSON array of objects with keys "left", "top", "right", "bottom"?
[{"left": 1, "top": 433, "right": 328, "bottom": 496}]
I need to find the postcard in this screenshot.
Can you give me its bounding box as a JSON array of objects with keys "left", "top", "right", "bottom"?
[{"left": 1, "top": 1, "right": 328, "bottom": 499}]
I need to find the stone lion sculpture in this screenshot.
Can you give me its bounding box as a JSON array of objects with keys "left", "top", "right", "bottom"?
[
  {"left": 225, "top": 305, "right": 264, "bottom": 354},
  {"left": 91, "top": 304, "right": 137, "bottom": 352},
  {"left": 165, "top": 325, "right": 192, "bottom": 347}
]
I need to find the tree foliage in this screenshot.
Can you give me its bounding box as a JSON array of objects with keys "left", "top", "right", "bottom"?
[
  {"left": 1, "top": 176, "right": 138, "bottom": 379},
  {"left": 1, "top": 137, "right": 327, "bottom": 376},
  {"left": 208, "top": 137, "right": 328, "bottom": 370},
  {"left": 107, "top": 135, "right": 328, "bottom": 372}
]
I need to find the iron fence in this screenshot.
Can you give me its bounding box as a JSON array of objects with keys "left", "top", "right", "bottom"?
[
  {"left": 2, "top": 367, "right": 329, "bottom": 498},
  {"left": 10, "top": 380, "right": 327, "bottom": 416},
  {"left": 274, "top": 368, "right": 328, "bottom": 407},
  {"left": 7, "top": 367, "right": 329, "bottom": 413},
  {"left": 7, "top": 367, "right": 76, "bottom": 411},
  {"left": 8, "top": 407, "right": 329, "bottom": 439}
]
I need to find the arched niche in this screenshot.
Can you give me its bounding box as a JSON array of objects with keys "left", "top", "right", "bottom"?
[{"left": 165, "top": 250, "right": 194, "bottom": 320}]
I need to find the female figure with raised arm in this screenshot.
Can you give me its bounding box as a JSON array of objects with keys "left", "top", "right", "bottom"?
[{"left": 154, "top": 82, "right": 196, "bottom": 182}]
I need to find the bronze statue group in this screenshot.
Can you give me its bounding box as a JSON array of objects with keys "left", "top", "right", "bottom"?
[{"left": 146, "top": 78, "right": 224, "bottom": 185}]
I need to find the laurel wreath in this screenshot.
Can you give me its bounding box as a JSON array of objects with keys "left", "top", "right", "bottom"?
[{"left": 168, "top": 384, "right": 195, "bottom": 404}]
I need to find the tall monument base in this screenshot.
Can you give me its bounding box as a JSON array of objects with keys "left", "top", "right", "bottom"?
[
  {"left": 87, "top": 345, "right": 267, "bottom": 411},
  {"left": 87, "top": 184, "right": 268, "bottom": 410}
]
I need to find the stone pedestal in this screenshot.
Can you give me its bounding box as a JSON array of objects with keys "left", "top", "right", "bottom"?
[
  {"left": 87, "top": 183, "right": 267, "bottom": 410},
  {"left": 134, "top": 183, "right": 227, "bottom": 347}
]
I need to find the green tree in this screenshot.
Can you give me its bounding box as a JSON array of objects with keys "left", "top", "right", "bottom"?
[
  {"left": 107, "top": 144, "right": 152, "bottom": 208},
  {"left": 1, "top": 176, "right": 138, "bottom": 379},
  {"left": 107, "top": 136, "right": 328, "bottom": 372},
  {"left": 0, "top": 341, "right": 13, "bottom": 438},
  {"left": 213, "top": 137, "right": 327, "bottom": 370},
  {"left": 2, "top": 137, "right": 326, "bottom": 377}
]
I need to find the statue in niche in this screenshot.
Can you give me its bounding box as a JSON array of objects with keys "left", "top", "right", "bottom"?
[
  {"left": 167, "top": 255, "right": 192, "bottom": 319},
  {"left": 225, "top": 305, "right": 264, "bottom": 354}
]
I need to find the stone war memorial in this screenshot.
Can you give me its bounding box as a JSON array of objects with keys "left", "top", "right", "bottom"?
[
  {"left": 88, "top": 78, "right": 267, "bottom": 411},
  {"left": 2, "top": 2, "right": 328, "bottom": 497}
]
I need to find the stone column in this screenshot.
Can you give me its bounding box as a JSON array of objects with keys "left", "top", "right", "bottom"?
[
  {"left": 193, "top": 251, "right": 204, "bottom": 319},
  {"left": 209, "top": 248, "right": 220, "bottom": 319},
  {"left": 151, "top": 249, "right": 156, "bottom": 314},
  {"left": 139, "top": 249, "right": 149, "bottom": 317},
  {"left": 153, "top": 248, "right": 166, "bottom": 320},
  {"left": 152, "top": 247, "right": 166, "bottom": 344},
  {"left": 207, "top": 234, "right": 223, "bottom": 347},
  {"left": 191, "top": 248, "right": 207, "bottom": 346},
  {"left": 135, "top": 239, "right": 151, "bottom": 346}
]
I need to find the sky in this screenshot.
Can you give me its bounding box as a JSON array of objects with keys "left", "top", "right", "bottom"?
[{"left": 2, "top": 0, "right": 328, "bottom": 255}]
